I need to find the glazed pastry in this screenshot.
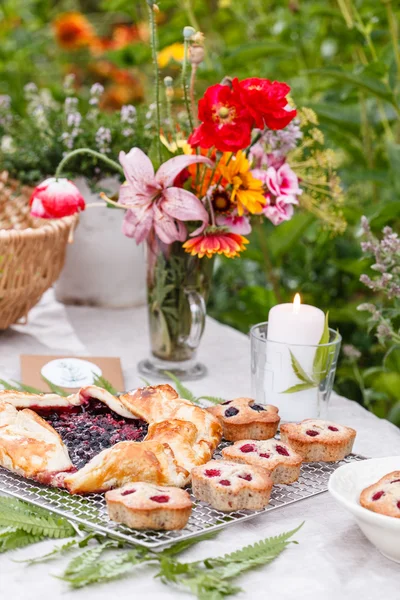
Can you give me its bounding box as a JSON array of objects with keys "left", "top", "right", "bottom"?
[
  {"left": 360, "top": 471, "right": 400, "bottom": 518},
  {"left": 0, "top": 389, "right": 82, "bottom": 410},
  {"left": 144, "top": 419, "right": 212, "bottom": 472},
  {"left": 0, "top": 401, "right": 73, "bottom": 486},
  {"left": 64, "top": 440, "right": 189, "bottom": 494},
  {"left": 207, "top": 398, "right": 280, "bottom": 441},
  {"left": 222, "top": 439, "right": 303, "bottom": 484},
  {"left": 118, "top": 385, "right": 191, "bottom": 422},
  {"left": 191, "top": 459, "right": 273, "bottom": 512},
  {"left": 120, "top": 385, "right": 222, "bottom": 451},
  {"left": 280, "top": 419, "right": 356, "bottom": 462},
  {"left": 78, "top": 385, "right": 137, "bottom": 419},
  {"left": 106, "top": 482, "right": 192, "bottom": 530}
]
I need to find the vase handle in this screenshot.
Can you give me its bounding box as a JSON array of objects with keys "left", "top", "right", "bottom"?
[{"left": 183, "top": 289, "right": 206, "bottom": 350}]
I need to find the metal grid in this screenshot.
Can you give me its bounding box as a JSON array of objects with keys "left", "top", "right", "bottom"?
[{"left": 0, "top": 445, "right": 366, "bottom": 550}]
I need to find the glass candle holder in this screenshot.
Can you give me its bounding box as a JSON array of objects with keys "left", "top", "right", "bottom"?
[{"left": 250, "top": 322, "right": 342, "bottom": 422}]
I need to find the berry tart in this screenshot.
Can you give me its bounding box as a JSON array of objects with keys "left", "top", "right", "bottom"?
[
  {"left": 221, "top": 439, "right": 303, "bottom": 484},
  {"left": 207, "top": 398, "right": 280, "bottom": 441},
  {"left": 280, "top": 419, "right": 356, "bottom": 462},
  {"left": 191, "top": 459, "right": 273, "bottom": 511},
  {"left": 360, "top": 471, "right": 400, "bottom": 519},
  {"left": 106, "top": 482, "right": 192, "bottom": 530}
]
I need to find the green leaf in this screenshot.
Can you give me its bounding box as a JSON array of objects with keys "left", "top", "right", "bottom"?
[
  {"left": 0, "top": 497, "right": 75, "bottom": 538},
  {"left": 289, "top": 351, "right": 315, "bottom": 385},
  {"left": 92, "top": 374, "right": 118, "bottom": 395},
  {"left": 281, "top": 383, "right": 316, "bottom": 394},
  {"left": 160, "top": 531, "right": 219, "bottom": 557},
  {"left": 0, "top": 527, "right": 45, "bottom": 553},
  {"left": 383, "top": 346, "right": 400, "bottom": 373},
  {"left": 64, "top": 540, "right": 119, "bottom": 576},
  {"left": 139, "top": 376, "right": 152, "bottom": 386},
  {"left": 163, "top": 371, "right": 198, "bottom": 403},
  {"left": 41, "top": 376, "right": 69, "bottom": 397},
  {"left": 16, "top": 533, "right": 95, "bottom": 565},
  {"left": 312, "top": 312, "right": 330, "bottom": 383}
]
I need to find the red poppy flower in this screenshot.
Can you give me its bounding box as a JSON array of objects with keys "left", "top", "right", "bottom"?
[
  {"left": 232, "top": 78, "right": 296, "bottom": 130},
  {"left": 188, "top": 84, "right": 253, "bottom": 153},
  {"left": 30, "top": 178, "right": 85, "bottom": 219},
  {"left": 183, "top": 228, "right": 249, "bottom": 259}
]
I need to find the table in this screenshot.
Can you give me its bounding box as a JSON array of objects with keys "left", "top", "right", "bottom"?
[{"left": 0, "top": 290, "right": 399, "bottom": 599}]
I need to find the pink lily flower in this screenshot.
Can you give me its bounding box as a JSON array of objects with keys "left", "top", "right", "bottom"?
[
  {"left": 216, "top": 213, "right": 252, "bottom": 235},
  {"left": 118, "top": 148, "right": 213, "bottom": 244}
]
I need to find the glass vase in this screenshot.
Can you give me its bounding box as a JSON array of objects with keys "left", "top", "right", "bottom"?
[
  {"left": 250, "top": 322, "right": 342, "bottom": 421},
  {"left": 138, "top": 234, "right": 214, "bottom": 380}
]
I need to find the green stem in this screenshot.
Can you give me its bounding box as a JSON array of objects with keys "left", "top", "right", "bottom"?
[
  {"left": 385, "top": 0, "right": 400, "bottom": 82},
  {"left": 183, "top": 0, "right": 201, "bottom": 32},
  {"left": 55, "top": 148, "right": 124, "bottom": 179},
  {"left": 255, "top": 221, "right": 283, "bottom": 303},
  {"left": 148, "top": 4, "right": 162, "bottom": 164},
  {"left": 182, "top": 39, "right": 195, "bottom": 133}
]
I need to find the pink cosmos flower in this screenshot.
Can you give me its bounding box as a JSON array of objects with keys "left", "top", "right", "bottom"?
[
  {"left": 118, "top": 148, "right": 213, "bottom": 244},
  {"left": 216, "top": 213, "right": 252, "bottom": 235},
  {"left": 29, "top": 178, "right": 85, "bottom": 218}
]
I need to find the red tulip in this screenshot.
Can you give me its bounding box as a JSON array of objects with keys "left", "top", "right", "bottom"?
[{"left": 30, "top": 178, "right": 85, "bottom": 219}]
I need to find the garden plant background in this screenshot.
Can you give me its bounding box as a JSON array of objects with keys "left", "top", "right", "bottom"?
[{"left": 0, "top": 0, "right": 399, "bottom": 424}]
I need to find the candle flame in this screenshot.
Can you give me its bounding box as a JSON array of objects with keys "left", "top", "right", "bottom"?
[{"left": 293, "top": 293, "right": 301, "bottom": 314}]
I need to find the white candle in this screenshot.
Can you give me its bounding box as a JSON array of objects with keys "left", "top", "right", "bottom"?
[{"left": 265, "top": 294, "right": 325, "bottom": 421}]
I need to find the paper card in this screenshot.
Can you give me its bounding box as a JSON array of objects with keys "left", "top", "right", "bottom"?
[{"left": 20, "top": 355, "right": 125, "bottom": 393}]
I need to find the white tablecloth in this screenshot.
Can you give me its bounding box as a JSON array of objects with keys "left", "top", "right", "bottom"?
[{"left": 0, "top": 291, "right": 399, "bottom": 599}]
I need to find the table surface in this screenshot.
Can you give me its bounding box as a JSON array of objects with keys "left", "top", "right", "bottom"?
[{"left": 0, "top": 290, "right": 399, "bottom": 600}]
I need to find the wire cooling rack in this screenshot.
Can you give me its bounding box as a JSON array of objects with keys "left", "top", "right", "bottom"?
[{"left": 0, "top": 445, "right": 366, "bottom": 549}]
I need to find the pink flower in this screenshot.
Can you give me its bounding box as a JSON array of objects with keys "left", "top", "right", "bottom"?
[
  {"left": 265, "top": 163, "right": 302, "bottom": 198},
  {"left": 216, "top": 213, "right": 252, "bottom": 235},
  {"left": 29, "top": 178, "right": 85, "bottom": 218},
  {"left": 118, "top": 148, "right": 213, "bottom": 244},
  {"left": 263, "top": 197, "right": 295, "bottom": 226}
]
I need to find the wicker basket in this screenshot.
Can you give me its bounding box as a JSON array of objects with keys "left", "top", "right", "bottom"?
[{"left": 0, "top": 172, "right": 78, "bottom": 329}]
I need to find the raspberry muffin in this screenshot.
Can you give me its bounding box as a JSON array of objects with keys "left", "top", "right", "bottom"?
[
  {"left": 207, "top": 398, "right": 280, "bottom": 441},
  {"left": 191, "top": 459, "right": 273, "bottom": 511},
  {"left": 280, "top": 419, "right": 356, "bottom": 462},
  {"left": 106, "top": 482, "right": 192, "bottom": 530},
  {"left": 222, "top": 439, "right": 303, "bottom": 484},
  {"left": 360, "top": 471, "right": 400, "bottom": 518}
]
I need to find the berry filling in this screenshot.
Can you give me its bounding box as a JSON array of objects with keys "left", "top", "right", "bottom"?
[
  {"left": 224, "top": 407, "right": 239, "bottom": 417},
  {"left": 372, "top": 491, "right": 385, "bottom": 501},
  {"left": 150, "top": 495, "right": 169, "bottom": 503},
  {"left": 306, "top": 430, "right": 319, "bottom": 437},
  {"left": 391, "top": 479, "right": 400, "bottom": 484},
  {"left": 240, "top": 444, "right": 256, "bottom": 453},
  {"left": 250, "top": 404, "right": 265, "bottom": 412},
  {"left": 275, "top": 445, "right": 290, "bottom": 456},
  {"left": 219, "top": 479, "right": 231, "bottom": 486},
  {"left": 39, "top": 398, "right": 147, "bottom": 469},
  {"left": 397, "top": 502, "right": 400, "bottom": 510},
  {"left": 121, "top": 489, "right": 136, "bottom": 496},
  {"left": 221, "top": 400, "right": 232, "bottom": 405},
  {"left": 259, "top": 453, "right": 270, "bottom": 459},
  {"left": 328, "top": 426, "right": 339, "bottom": 432},
  {"left": 205, "top": 469, "right": 221, "bottom": 478},
  {"left": 238, "top": 474, "right": 252, "bottom": 481}
]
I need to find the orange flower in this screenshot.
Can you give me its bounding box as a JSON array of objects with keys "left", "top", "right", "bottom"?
[
  {"left": 53, "top": 12, "right": 95, "bottom": 50},
  {"left": 183, "top": 229, "right": 249, "bottom": 259},
  {"left": 219, "top": 151, "right": 266, "bottom": 216}
]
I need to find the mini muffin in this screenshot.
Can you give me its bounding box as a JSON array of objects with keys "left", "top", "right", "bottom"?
[
  {"left": 191, "top": 459, "right": 273, "bottom": 512},
  {"left": 106, "top": 481, "right": 192, "bottom": 530},
  {"left": 360, "top": 471, "right": 400, "bottom": 518},
  {"left": 280, "top": 419, "right": 356, "bottom": 462},
  {"left": 207, "top": 398, "right": 280, "bottom": 441},
  {"left": 222, "top": 439, "right": 303, "bottom": 484}
]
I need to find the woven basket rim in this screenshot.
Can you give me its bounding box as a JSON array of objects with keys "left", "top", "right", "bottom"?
[{"left": 0, "top": 214, "right": 78, "bottom": 239}]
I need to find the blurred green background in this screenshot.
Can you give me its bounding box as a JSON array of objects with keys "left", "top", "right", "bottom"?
[{"left": 1, "top": 0, "right": 399, "bottom": 422}]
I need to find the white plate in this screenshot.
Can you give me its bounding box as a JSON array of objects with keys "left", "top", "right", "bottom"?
[{"left": 329, "top": 456, "right": 400, "bottom": 563}]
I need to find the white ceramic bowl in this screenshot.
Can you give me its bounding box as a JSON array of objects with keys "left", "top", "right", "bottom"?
[{"left": 329, "top": 456, "right": 400, "bottom": 563}]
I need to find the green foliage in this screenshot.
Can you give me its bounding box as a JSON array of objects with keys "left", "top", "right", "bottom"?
[{"left": 0, "top": 496, "right": 76, "bottom": 539}]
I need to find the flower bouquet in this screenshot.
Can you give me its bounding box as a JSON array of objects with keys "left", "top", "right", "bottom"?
[{"left": 27, "top": 6, "right": 344, "bottom": 378}]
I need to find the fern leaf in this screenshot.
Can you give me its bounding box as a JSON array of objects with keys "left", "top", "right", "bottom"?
[
  {"left": 41, "top": 376, "right": 69, "bottom": 397},
  {"left": 15, "top": 537, "right": 86, "bottom": 565},
  {"left": 197, "top": 395, "right": 226, "bottom": 405},
  {"left": 160, "top": 530, "right": 219, "bottom": 557},
  {"left": 0, "top": 528, "right": 45, "bottom": 553},
  {"left": 0, "top": 498, "right": 75, "bottom": 538},
  {"left": 64, "top": 540, "right": 119, "bottom": 576},
  {"left": 163, "top": 371, "right": 198, "bottom": 403},
  {"left": 92, "top": 374, "right": 118, "bottom": 395}
]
